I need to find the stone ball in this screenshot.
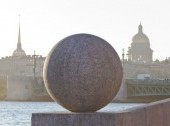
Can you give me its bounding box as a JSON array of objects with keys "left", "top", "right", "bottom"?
[{"left": 43, "top": 34, "right": 123, "bottom": 112}]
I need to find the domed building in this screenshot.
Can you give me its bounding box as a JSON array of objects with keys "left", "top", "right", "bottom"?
[{"left": 128, "top": 24, "right": 153, "bottom": 63}]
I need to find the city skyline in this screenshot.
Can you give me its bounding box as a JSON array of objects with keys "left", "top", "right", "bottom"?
[{"left": 0, "top": 0, "right": 170, "bottom": 60}]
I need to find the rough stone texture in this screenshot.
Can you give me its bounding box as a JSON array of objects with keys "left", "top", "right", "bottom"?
[
  {"left": 32, "top": 112, "right": 117, "bottom": 126},
  {"left": 43, "top": 34, "right": 123, "bottom": 112},
  {"left": 32, "top": 98, "right": 170, "bottom": 126},
  {"left": 113, "top": 98, "right": 170, "bottom": 126}
]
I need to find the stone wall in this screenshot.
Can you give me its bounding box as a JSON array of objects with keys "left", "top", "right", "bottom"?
[
  {"left": 5, "top": 75, "right": 52, "bottom": 101},
  {"left": 114, "top": 99, "right": 170, "bottom": 126},
  {"left": 0, "top": 76, "right": 7, "bottom": 100},
  {"left": 6, "top": 75, "right": 33, "bottom": 101}
]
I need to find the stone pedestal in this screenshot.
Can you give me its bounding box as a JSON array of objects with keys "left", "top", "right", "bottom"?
[{"left": 32, "top": 112, "right": 118, "bottom": 126}]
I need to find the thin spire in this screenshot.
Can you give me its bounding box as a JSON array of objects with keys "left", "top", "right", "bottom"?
[
  {"left": 17, "top": 14, "right": 22, "bottom": 50},
  {"left": 138, "top": 23, "right": 143, "bottom": 33},
  {"left": 12, "top": 14, "right": 26, "bottom": 56}
]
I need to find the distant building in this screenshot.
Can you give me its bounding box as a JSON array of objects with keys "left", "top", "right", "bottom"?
[
  {"left": 128, "top": 24, "right": 153, "bottom": 63},
  {"left": 0, "top": 23, "right": 45, "bottom": 77},
  {"left": 0, "top": 22, "right": 51, "bottom": 101},
  {"left": 123, "top": 24, "right": 170, "bottom": 80},
  {"left": 117, "top": 24, "right": 170, "bottom": 102}
]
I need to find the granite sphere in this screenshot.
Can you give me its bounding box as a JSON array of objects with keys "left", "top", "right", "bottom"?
[{"left": 43, "top": 34, "right": 123, "bottom": 112}]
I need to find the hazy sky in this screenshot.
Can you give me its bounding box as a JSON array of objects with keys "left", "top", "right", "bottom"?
[{"left": 0, "top": 0, "right": 170, "bottom": 60}]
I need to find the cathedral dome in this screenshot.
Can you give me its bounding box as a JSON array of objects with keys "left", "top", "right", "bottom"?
[
  {"left": 132, "top": 24, "right": 150, "bottom": 44},
  {"left": 128, "top": 24, "right": 153, "bottom": 63}
]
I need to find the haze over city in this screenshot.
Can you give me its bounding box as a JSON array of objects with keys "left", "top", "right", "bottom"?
[{"left": 0, "top": 0, "right": 170, "bottom": 60}]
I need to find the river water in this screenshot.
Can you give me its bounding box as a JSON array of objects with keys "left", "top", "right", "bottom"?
[{"left": 0, "top": 102, "right": 143, "bottom": 126}]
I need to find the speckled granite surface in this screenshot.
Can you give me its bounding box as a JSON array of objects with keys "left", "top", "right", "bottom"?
[{"left": 43, "top": 34, "right": 123, "bottom": 112}]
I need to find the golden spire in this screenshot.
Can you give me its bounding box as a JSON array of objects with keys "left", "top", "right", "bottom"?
[
  {"left": 17, "top": 14, "right": 22, "bottom": 50},
  {"left": 12, "top": 14, "right": 26, "bottom": 56}
]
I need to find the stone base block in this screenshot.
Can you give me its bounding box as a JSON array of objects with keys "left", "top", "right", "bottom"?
[{"left": 32, "top": 112, "right": 117, "bottom": 126}]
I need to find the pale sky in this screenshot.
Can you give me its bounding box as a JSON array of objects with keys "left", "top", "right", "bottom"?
[{"left": 0, "top": 0, "right": 170, "bottom": 60}]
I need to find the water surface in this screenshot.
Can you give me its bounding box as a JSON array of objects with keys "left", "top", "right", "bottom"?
[{"left": 0, "top": 102, "right": 143, "bottom": 126}]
